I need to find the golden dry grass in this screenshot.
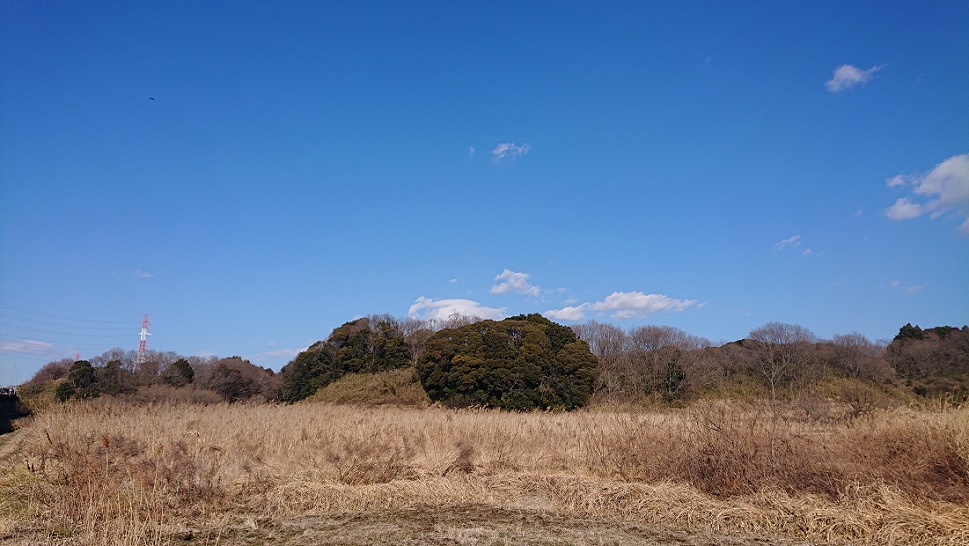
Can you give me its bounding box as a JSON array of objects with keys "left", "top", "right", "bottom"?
[{"left": 1, "top": 399, "right": 967, "bottom": 545}]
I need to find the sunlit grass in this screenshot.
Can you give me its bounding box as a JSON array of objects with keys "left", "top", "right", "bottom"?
[{"left": 1, "top": 399, "right": 967, "bottom": 545}]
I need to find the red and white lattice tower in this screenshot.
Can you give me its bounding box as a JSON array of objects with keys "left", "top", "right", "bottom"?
[{"left": 136, "top": 314, "right": 151, "bottom": 366}]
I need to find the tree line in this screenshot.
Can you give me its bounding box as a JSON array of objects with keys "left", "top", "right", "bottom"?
[
  {"left": 19, "top": 315, "right": 969, "bottom": 410},
  {"left": 575, "top": 320, "right": 968, "bottom": 406}
]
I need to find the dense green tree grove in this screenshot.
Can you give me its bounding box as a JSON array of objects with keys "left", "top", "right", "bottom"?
[
  {"left": 279, "top": 315, "right": 412, "bottom": 402},
  {"left": 416, "top": 314, "right": 597, "bottom": 410}
]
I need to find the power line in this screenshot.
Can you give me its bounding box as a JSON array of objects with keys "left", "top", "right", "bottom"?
[
  {"left": 0, "top": 322, "right": 131, "bottom": 338},
  {"left": 0, "top": 303, "right": 130, "bottom": 325},
  {"left": 0, "top": 312, "right": 133, "bottom": 331}
]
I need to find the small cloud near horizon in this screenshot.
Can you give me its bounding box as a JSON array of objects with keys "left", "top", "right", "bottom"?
[
  {"left": 545, "top": 291, "right": 697, "bottom": 322},
  {"left": 134, "top": 269, "right": 154, "bottom": 279},
  {"left": 0, "top": 339, "right": 55, "bottom": 355},
  {"left": 250, "top": 347, "right": 307, "bottom": 363},
  {"left": 408, "top": 296, "right": 506, "bottom": 323}
]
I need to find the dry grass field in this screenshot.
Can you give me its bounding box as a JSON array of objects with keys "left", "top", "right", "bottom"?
[{"left": 1, "top": 399, "right": 967, "bottom": 545}]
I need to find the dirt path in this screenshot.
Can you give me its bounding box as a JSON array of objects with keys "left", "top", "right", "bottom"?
[
  {"left": 0, "top": 428, "right": 24, "bottom": 463},
  {"left": 185, "top": 504, "right": 813, "bottom": 546}
]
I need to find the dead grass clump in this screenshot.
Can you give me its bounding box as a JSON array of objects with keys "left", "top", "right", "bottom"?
[
  {"left": 683, "top": 401, "right": 854, "bottom": 499},
  {"left": 579, "top": 412, "right": 681, "bottom": 482},
  {"left": 305, "top": 367, "right": 431, "bottom": 407},
  {"left": 679, "top": 401, "right": 776, "bottom": 497},
  {"left": 444, "top": 441, "right": 477, "bottom": 475},
  {"left": 582, "top": 401, "right": 966, "bottom": 502},
  {"left": 325, "top": 431, "right": 419, "bottom": 485},
  {"left": 119, "top": 384, "right": 224, "bottom": 405},
  {"left": 31, "top": 430, "right": 228, "bottom": 521},
  {"left": 839, "top": 409, "right": 969, "bottom": 503}
]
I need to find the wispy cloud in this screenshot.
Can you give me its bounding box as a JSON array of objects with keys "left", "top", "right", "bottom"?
[
  {"left": 491, "top": 142, "right": 530, "bottom": 162},
  {"left": 825, "top": 64, "right": 882, "bottom": 93},
  {"left": 134, "top": 269, "right": 154, "bottom": 279},
  {"left": 774, "top": 235, "right": 802, "bottom": 251},
  {"left": 773, "top": 235, "right": 815, "bottom": 256},
  {"left": 250, "top": 347, "right": 307, "bottom": 363},
  {"left": 545, "top": 291, "right": 696, "bottom": 322},
  {"left": 890, "top": 280, "right": 928, "bottom": 294},
  {"left": 0, "top": 339, "right": 55, "bottom": 354},
  {"left": 490, "top": 269, "right": 541, "bottom": 297},
  {"left": 883, "top": 153, "right": 969, "bottom": 235},
  {"left": 407, "top": 297, "right": 506, "bottom": 322}
]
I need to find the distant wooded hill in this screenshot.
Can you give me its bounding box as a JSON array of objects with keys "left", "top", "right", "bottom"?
[{"left": 14, "top": 318, "right": 969, "bottom": 412}]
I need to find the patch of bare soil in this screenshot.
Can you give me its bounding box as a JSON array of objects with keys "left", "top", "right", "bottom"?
[{"left": 182, "top": 504, "right": 812, "bottom": 546}]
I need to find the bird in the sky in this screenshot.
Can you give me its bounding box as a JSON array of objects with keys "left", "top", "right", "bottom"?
[{"left": 149, "top": 97, "right": 155, "bottom": 101}]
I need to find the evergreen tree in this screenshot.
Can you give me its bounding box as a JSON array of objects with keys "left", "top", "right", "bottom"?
[{"left": 417, "top": 314, "right": 598, "bottom": 410}]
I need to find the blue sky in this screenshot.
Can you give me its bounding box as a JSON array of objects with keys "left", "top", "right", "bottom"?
[{"left": 2, "top": 1, "right": 967, "bottom": 384}]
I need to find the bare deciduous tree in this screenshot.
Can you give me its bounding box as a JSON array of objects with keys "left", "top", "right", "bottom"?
[
  {"left": 572, "top": 321, "right": 629, "bottom": 394},
  {"left": 748, "top": 322, "right": 817, "bottom": 458},
  {"left": 628, "top": 325, "right": 711, "bottom": 399},
  {"left": 401, "top": 317, "right": 435, "bottom": 366},
  {"left": 830, "top": 332, "right": 891, "bottom": 381}
]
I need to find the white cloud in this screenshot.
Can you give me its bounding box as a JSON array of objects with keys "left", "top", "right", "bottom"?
[
  {"left": 250, "top": 347, "right": 307, "bottom": 363},
  {"left": 0, "top": 339, "right": 54, "bottom": 354},
  {"left": 490, "top": 269, "right": 541, "bottom": 297},
  {"left": 134, "top": 269, "right": 154, "bottom": 279},
  {"left": 545, "top": 291, "right": 697, "bottom": 322},
  {"left": 883, "top": 153, "right": 969, "bottom": 234},
  {"left": 886, "top": 174, "right": 908, "bottom": 188},
  {"left": 448, "top": 278, "right": 458, "bottom": 284},
  {"left": 774, "top": 235, "right": 802, "bottom": 251},
  {"left": 543, "top": 304, "right": 589, "bottom": 322},
  {"left": 884, "top": 197, "right": 923, "bottom": 220},
  {"left": 407, "top": 297, "right": 506, "bottom": 322},
  {"left": 825, "top": 64, "right": 882, "bottom": 92},
  {"left": 491, "top": 142, "right": 530, "bottom": 162},
  {"left": 588, "top": 291, "right": 697, "bottom": 319}
]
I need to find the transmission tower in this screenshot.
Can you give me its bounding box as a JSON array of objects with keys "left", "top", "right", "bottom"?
[{"left": 136, "top": 314, "right": 151, "bottom": 366}]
